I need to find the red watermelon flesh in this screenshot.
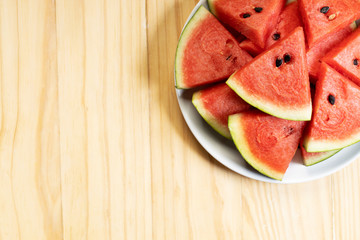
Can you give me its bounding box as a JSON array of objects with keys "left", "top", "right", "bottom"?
[
  {"left": 192, "top": 83, "right": 251, "bottom": 138},
  {"left": 227, "top": 27, "right": 312, "bottom": 121},
  {"left": 175, "top": 6, "right": 252, "bottom": 89},
  {"left": 229, "top": 110, "right": 305, "bottom": 180},
  {"left": 298, "top": 0, "right": 360, "bottom": 48},
  {"left": 303, "top": 63, "right": 360, "bottom": 152},
  {"left": 323, "top": 28, "right": 360, "bottom": 87},
  {"left": 307, "top": 23, "right": 356, "bottom": 81},
  {"left": 239, "top": 39, "right": 263, "bottom": 57},
  {"left": 266, "top": 1, "right": 302, "bottom": 48},
  {"left": 208, "top": 0, "right": 285, "bottom": 49}
]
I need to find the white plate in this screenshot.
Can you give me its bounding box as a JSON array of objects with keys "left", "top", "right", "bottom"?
[{"left": 175, "top": 0, "right": 360, "bottom": 183}]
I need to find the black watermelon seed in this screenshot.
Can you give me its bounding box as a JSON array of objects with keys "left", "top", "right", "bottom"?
[
  {"left": 254, "top": 7, "right": 263, "bottom": 13},
  {"left": 354, "top": 59, "right": 359, "bottom": 66},
  {"left": 242, "top": 13, "right": 251, "bottom": 18},
  {"left": 276, "top": 58, "right": 283, "bottom": 67},
  {"left": 226, "top": 55, "right": 232, "bottom": 61},
  {"left": 272, "top": 33, "right": 280, "bottom": 40},
  {"left": 284, "top": 54, "right": 291, "bottom": 63},
  {"left": 320, "top": 6, "right": 330, "bottom": 14},
  {"left": 328, "top": 94, "right": 335, "bottom": 105}
]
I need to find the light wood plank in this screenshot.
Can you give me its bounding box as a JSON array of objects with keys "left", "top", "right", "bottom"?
[
  {"left": 56, "top": 0, "right": 151, "bottom": 239},
  {"left": 241, "top": 177, "right": 333, "bottom": 240},
  {"left": 333, "top": 161, "right": 360, "bottom": 239},
  {"left": 0, "top": 0, "right": 62, "bottom": 239},
  {"left": 0, "top": 1, "right": 21, "bottom": 238},
  {"left": 56, "top": 0, "right": 89, "bottom": 238}
]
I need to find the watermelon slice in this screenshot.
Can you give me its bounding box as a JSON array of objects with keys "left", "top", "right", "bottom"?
[
  {"left": 307, "top": 22, "right": 356, "bottom": 81},
  {"left": 229, "top": 110, "right": 305, "bottom": 180},
  {"left": 265, "top": 1, "right": 302, "bottom": 48},
  {"left": 238, "top": 39, "right": 263, "bottom": 57},
  {"left": 208, "top": 0, "right": 285, "bottom": 49},
  {"left": 238, "top": 2, "right": 302, "bottom": 57},
  {"left": 175, "top": 6, "right": 252, "bottom": 89},
  {"left": 323, "top": 28, "right": 360, "bottom": 87},
  {"left": 192, "top": 83, "right": 251, "bottom": 139},
  {"left": 303, "top": 63, "right": 360, "bottom": 152},
  {"left": 227, "top": 27, "right": 312, "bottom": 121},
  {"left": 298, "top": 0, "right": 360, "bottom": 48},
  {"left": 300, "top": 144, "right": 340, "bottom": 166}
]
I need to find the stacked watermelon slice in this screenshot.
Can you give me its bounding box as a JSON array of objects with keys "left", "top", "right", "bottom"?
[{"left": 175, "top": 0, "right": 360, "bottom": 180}]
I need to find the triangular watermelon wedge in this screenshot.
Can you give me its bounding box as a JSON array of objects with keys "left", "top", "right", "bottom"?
[
  {"left": 265, "top": 1, "right": 302, "bottom": 48},
  {"left": 229, "top": 110, "right": 305, "bottom": 180},
  {"left": 175, "top": 6, "right": 252, "bottom": 89},
  {"left": 298, "top": 0, "right": 360, "bottom": 48},
  {"left": 303, "top": 63, "right": 360, "bottom": 152},
  {"left": 192, "top": 83, "right": 251, "bottom": 139},
  {"left": 238, "top": 2, "right": 303, "bottom": 57},
  {"left": 307, "top": 22, "right": 356, "bottom": 81},
  {"left": 227, "top": 27, "right": 312, "bottom": 121},
  {"left": 323, "top": 28, "right": 360, "bottom": 87},
  {"left": 208, "top": 0, "right": 285, "bottom": 49}
]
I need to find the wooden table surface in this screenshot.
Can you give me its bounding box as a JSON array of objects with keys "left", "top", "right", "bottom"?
[{"left": 0, "top": 0, "right": 359, "bottom": 239}]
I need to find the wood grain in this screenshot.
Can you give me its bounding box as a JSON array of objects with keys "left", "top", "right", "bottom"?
[
  {"left": 241, "top": 178, "right": 333, "bottom": 240},
  {"left": 56, "top": 0, "right": 151, "bottom": 239},
  {"left": 0, "top": 0, "right": 62, "bottom": 239},
  {"left": 0, "top": 0, "right": 359, "bottom": 239},
  {"left": 333, "top": 161, "right": 360, "bottom": 239},
  {"left": 0, "top": 1, "right": 20, "bottom": 238}
]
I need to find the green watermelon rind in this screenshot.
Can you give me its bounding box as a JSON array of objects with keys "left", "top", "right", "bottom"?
[
  {"left": 228, "top": 113, "right": 284, "bottom": 181},
  {"left": 207, "top": 0, "right": 216, "bottom": 15},
  {"left": 207, "top": 0, "right": 221, "bottom": 17},
  {"left": 303, "top": 149, "right": 341, "bottom": 166},
  {"left": 226, "top": 72, "right": 313, "bottom": 121},
  {"left": 304, "top": 134, "right": 360, "bottom": 153},
  {"left": 192, "top": 91, "right": 232, "bottom": 139},
  {"left": 175, "top": 6, "right": 209, "bottom": 89}
]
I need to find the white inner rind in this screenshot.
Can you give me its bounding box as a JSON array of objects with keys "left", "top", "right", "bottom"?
[{"left": 304, "top": 130, "right": 360, "bottom": 153}]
